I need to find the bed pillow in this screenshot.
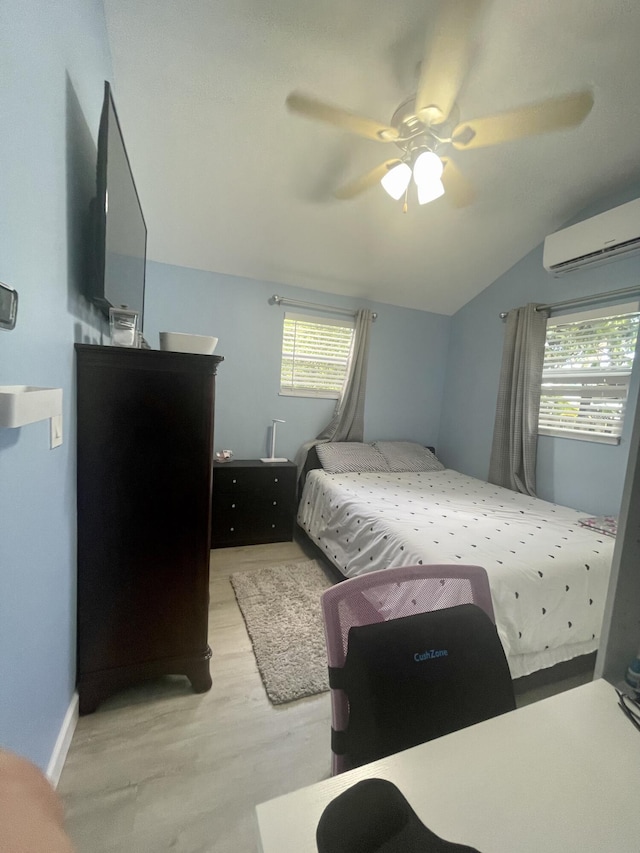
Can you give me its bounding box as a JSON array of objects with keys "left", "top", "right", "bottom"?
[
  {"left": 315, "top": 442, "right": 390, "bottom": 474},
  {"left": 373, "top": 441, "right": 445, "bottom": 473}
]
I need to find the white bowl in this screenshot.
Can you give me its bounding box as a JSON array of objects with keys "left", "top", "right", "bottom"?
[{"left": 159, "top": 332, "right": 218, "bottom": 354}]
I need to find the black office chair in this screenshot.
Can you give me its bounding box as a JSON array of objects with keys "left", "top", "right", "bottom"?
[{"left": 321, "top": 565, "right": 515, "bottom": 771}]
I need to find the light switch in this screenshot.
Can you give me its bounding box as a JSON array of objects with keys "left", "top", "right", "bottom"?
[{"left": 50, "top": 414, "right": 63, "bottom": 448}]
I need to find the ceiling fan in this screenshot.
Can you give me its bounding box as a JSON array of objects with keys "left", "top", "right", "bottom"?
[{"left": 285, "top": 0, "right": 593, "bottom": 211}]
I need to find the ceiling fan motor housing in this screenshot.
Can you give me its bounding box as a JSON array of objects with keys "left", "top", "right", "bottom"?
[{"left": 390, "top": 96, "right": 459, "bottom": 161}]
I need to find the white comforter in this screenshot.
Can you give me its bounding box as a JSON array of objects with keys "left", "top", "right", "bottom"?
[{"left": 298, "top": 469, "right": 614, "bottom": 678}]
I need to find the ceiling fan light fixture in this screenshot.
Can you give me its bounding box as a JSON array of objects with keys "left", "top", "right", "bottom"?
[
  {"left": 417, "top": 178, "right": 445, "bottom": 205},
  {"left": 380, "top": 161, "right": 412, "bottom": 200},
  {"left": 412, "top": 150, "right": 444, "bottom": 185}
]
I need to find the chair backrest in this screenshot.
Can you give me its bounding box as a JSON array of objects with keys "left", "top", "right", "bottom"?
[
  {"left": 322, "top": 564, "right": 496, "bottom": 670},
  {"left": 320, "top": 564, "right": 503, "bottom": 774}
]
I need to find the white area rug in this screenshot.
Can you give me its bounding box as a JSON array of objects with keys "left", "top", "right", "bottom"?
[{"left": 230, "top": 559, "right": 333, "bottom": 704}]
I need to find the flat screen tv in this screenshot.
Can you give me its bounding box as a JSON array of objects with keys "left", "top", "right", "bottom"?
[{"left": 89, "top": 81, "right": 147, "bottom": 329}]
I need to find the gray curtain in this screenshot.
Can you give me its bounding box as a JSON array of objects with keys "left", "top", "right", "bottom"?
[
  {"left": 317, "top": 308, "right": 373, "bottom": 442},
  {"left": 294, "top": 308, "right": 373, "bottom": 476},
  {"left": 488, "top": 303, "right": 549, "bottom": 496}
]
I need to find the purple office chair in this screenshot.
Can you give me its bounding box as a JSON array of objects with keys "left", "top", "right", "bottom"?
[{"left": 320, "top": 564, "right": 513, "bottom": 774}]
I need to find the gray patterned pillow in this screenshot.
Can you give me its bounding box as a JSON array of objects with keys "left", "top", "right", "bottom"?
[
  {"left": 315, "top": 442, "right": 390, "bottom": 474},
  {"left": 373, "top": 441, "right": 444, "bottom": 472}
]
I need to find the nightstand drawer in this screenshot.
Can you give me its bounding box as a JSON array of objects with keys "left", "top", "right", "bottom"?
[
  {"left": 212, "top": 508, "right": 295, "bottom": 547},
  {"left": 213, "top": 465, "right": 295, "bottom": 495},
  {"left": 214, "top": 492, "right": 293, "bottom": 515}
]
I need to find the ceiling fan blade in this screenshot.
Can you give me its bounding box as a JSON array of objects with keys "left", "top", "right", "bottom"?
[
  {"left": 440, "top": 157, "right": 475, "bottom": 207},
  {"left": 334, "top": 159, "right": 402, "bottom": 199},
  {"left": 286, "top": 92, "right": 399, "bottom": 142},
  {"left": 452, "top": 90, "right": 594, "bottom": 150},
  {"left": 415, "top": 0, "right": 483, "bottom": 125}
]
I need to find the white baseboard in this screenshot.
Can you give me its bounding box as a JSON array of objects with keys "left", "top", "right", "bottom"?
[{"left": 46, "top": 692, "right": 79, "bottom": 788}]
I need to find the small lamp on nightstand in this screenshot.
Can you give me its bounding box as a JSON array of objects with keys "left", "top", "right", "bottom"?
[{"left": 260, "top": 418, "right": 288, "bottom": 463}]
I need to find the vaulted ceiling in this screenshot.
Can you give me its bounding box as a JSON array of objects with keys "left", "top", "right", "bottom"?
[{"left": 103, "top": 0, "right": 640, "bottom": 314}]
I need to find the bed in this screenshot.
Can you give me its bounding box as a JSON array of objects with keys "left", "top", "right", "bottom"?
[{"left": 297, "top": 441, "right": 615, "bottom": 679}]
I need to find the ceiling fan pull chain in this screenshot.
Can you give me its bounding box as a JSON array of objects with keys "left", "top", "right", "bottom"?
[{"left": 402, "top": 185, "right": 409, "bottom": 214}]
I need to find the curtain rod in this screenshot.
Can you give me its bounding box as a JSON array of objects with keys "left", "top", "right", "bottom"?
[
  {"left": 498, "top": 284, "right": 640, "bottom": 319},
  {"left": 269, "top": 294, "right": 377, "bottom": 321}
]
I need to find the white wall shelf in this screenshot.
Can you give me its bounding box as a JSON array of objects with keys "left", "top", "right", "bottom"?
[{"left": 0, "top": 386, "right": 63, "bottom": 447}]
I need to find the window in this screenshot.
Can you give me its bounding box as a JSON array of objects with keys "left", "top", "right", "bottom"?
[
  {"left": 279, "top": 312, "right": 355, "bottom": 398},
  {"left": 538, "top": 303, "right": 640, "bottom": 444}
]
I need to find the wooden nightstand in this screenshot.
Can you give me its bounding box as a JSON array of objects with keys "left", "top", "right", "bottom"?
[{"left": 211, "top": 459, "right": 297, "bottom": 548}]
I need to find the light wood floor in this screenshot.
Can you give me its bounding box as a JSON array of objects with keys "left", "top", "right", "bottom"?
[{"left": 58, "top": 536, "right": 594, "bottom": 852}]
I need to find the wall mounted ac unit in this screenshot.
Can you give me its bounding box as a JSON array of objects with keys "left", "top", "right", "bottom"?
[{"left": 543, "top": 197, "right": 640, "bottom": 276}]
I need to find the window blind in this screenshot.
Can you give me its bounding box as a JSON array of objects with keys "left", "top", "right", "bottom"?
[
  {"left": 280, "top": 312, "right": 355, "bottom": 398},
  {"left": 539, "top": 308, "right": 639, "bottom": 443}
]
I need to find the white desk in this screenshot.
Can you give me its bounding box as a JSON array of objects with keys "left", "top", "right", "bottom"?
[{"left": 256, "top": 679, "right": 640, "bottom": 852}]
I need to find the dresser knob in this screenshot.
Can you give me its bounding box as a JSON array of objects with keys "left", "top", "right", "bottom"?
[
  {"left": 273, "top": 501, "right": 277, "bottom": 506},
  {"left": 274, "top": 477, "right": 278, "bottom": 483},
  {"left": 271, "top": 523, "right": 276, "bottom": 528},
  {"left": 230, "top": 527, "right": 235, "bottom": 532},
  {"left": 232, "top": 478, "right": 237, "bottom": 484},
  {"left": 231, "top": 503, "right": 236, "bottom": 509}
]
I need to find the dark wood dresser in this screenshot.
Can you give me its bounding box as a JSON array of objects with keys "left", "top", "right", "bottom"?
[
  {"left": 75, "top": 344, "right": 223, "bottom": 714},
  {"left": 211, "top": 459, "right": 297, "bottom": 547}
]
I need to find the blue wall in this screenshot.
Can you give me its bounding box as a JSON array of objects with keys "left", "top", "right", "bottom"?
[
  {"left": 0, "top": 1, "right": 112, "bottom": 768},
  {"left": 144, "top": 263, "right": 451, "bottom": 460},
  {"left": 439, "top": 183, "right": 640, "bottom": 516}
]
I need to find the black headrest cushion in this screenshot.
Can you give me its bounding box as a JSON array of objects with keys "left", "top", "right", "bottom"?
[{"left": 331, "top": 604, "right": 515, "bottom": 766}]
